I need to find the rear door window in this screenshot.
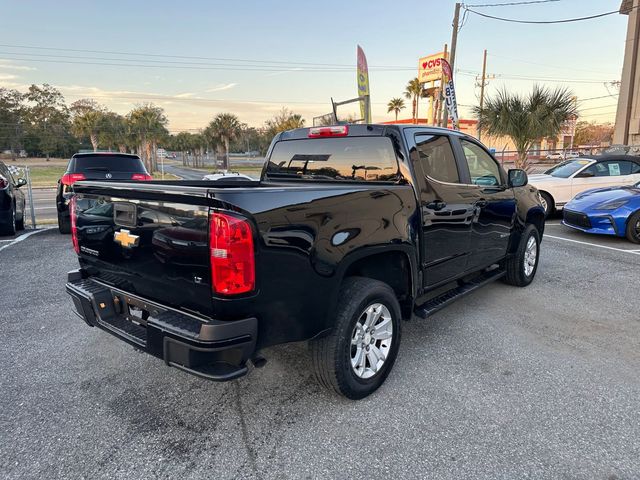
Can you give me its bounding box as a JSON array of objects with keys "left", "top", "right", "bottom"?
[
  {"left": 266, "top": 137, "right": 398, "bottom": 182},
  {"left": 415, "top": 135, "right": 459, "bottom": 183},
  {"left": 71, "top": 155, "right": 147, "bottom": 173}
]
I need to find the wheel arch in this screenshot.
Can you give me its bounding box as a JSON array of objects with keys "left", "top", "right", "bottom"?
[{"left": 335, "top": 246, "right": 418, "bottom": 322}]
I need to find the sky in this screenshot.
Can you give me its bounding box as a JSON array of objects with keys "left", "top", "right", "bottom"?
[{"left": 0, "top": 0, "right": 628, "bottom": 132}]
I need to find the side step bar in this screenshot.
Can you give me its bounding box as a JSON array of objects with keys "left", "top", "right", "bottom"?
[{"left": 414, "top": 269, "right": 505, "bottom": 319}]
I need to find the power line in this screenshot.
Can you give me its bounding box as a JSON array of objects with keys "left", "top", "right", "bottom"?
[
  {"left": 464, "top": 0, "right": 560, "bottom": 7},
  {"left": 486, "top": 52, "right": 619, "bottom": 76},
  {"left": 464, "top": 6, "right": 621, "bottom": 24},
  {"left": 0, "top": 43, "right": 411, "bottom": 69}
]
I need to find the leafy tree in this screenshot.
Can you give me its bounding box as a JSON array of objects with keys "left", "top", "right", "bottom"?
[
  {"left": 0, "top": 88, "right": 25, "bottom": 160},
  {"left": 573, "top": 121, "right": 614, "bottom": 147},
  {"left": 205, "top": 113, "right": 242, "bottom": 170},
  {"left": 70, "top": 98, "right": 107, "bottom": 151},
  {"left": 474, "top": 86, "right": 577, "bottom": 170},
  {"left": 404, "top": 78, "right": 427, "bottom": 123},
  {"left": 264, "top": 108, "right": 306, "bottom": 137},
  {"left": 387, "top": 97, "right": 406, "bottom": 121},
  {"left": 23, "top": 84, "right": 70, "bottom": 160}
]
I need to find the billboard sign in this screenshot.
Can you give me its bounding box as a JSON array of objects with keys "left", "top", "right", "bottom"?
[
  {"left": 357, "top": 45, "right": 371, "bottom": 123},
  {"left": 418, "top": 52, "right": 447, "bottom": 83}
]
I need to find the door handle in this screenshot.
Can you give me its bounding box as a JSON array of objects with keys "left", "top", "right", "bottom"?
[
  {"left": 426, "top": 200, "right": 447, "bottom": 211},
  {"left": 475, "top": 199, "right": 488, "bottom": 208}
]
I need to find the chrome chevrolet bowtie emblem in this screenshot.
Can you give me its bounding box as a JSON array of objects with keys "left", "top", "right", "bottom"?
[{"left": 114, "top": 229, "right": 139, "bottom": 248}]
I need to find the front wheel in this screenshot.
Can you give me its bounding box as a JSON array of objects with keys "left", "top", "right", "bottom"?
[
  {"left": 503, "top": 224, "right": 540, "bottom": 287},
  {"left": 626, "top": 211, "right": 640, "bottom": 244},
  {"left": 539, "top": 192, "right": 554, "bottom": 219},
  {"left": 310, "top": 277, "right": 402, "bottom": 400},
  {"left": 58, "top": 211, "right": 71, "bottom": 234}
]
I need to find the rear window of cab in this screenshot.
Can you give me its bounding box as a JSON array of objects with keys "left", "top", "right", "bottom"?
[{"left": 265, "top": 137, "right": 399, "bottom": 182}]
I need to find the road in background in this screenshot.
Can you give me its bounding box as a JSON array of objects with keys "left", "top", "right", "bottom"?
[
  {"left": 1, "top": 226, "right": 640, "bottom": 479},
  {"left": 24, "top": 187, "right": 57, "bottom": 224}
]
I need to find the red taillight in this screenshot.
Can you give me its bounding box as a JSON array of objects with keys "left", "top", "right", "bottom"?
[
  {"left": 0, "top": 174, "right": 8, "bottom": 189},
  {"left": 70, "top": 196, "right": 79, "bottom": 254},
  {"left": 131, "top": 173, "right": 152, "bottom": 181},
  {"left": 308, "top": 125, "right": 349, "bottom": 138},
  {"left": 61, "top": 173, "right": 86, "bottom": 185},
  {"left": 209, "top": 212, "right": 255, "bottom": 295}
]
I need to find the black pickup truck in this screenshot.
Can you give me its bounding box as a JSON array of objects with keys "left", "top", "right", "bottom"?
[{"left": 66, "top": 124, "right": 544, "bottom": 399}]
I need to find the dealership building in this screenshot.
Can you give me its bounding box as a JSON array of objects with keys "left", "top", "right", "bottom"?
[{"left": 614, "top": 0, "right": 640, "bottom": 145}]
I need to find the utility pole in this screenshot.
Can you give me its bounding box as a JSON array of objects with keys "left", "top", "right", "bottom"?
[
  {"left": 441, "top": 2, "right": 461, "bottom": 128},
  {"left": 478, "top": 49, "right": 487, "bottom": 141}
]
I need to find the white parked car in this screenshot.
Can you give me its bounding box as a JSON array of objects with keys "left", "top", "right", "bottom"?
[
  {"left": 529, "top": 155, "right": 640, "bottom": 216},
  {"left": 546, "top": 152, "right": 564, "bottom": 161},
  {"left": 202, "top": 171, "right": 255, "bottom": 182}
]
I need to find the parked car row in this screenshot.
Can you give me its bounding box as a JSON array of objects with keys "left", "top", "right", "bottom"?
[{"left": 528, "top": 155, "right": 640, "bottom": 243}]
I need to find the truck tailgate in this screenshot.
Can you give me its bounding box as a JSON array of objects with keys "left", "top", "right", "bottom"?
[{"left": 72, "top": 181, "right": 217, "bottom": 317}]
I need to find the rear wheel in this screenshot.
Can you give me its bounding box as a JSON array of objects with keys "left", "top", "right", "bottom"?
[
  {"left": 310, "top": 277, "right": 402, "bottom": 400},
  {"left": 16, "top": 213, "right": 24, "bottom": 230},
  {"left": 58, "top": 211, "right": 71, "bottom": 234},
  {"left": 625, "top": 211, "right": 640, "bottom": 244},
  {"left": 539, "top": 192, "right": 554, "bottom": 218},
  {"left": 503, "top": 224, "right": 540, "bottom": 287}
]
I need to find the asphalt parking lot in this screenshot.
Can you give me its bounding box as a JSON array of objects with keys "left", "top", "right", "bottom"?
[{"left": 1, "top": 224, "right": 639, "bottom": 479}]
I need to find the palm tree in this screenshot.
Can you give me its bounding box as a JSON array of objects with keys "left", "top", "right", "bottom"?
[
  {"left": 127, "top": 104, "right": 168, "bottom": 172},
  {"left": 404, "top": 78, "right": 426, "bottom": 123},
  {"left": 387, "top": 98, "right": 406, "bottom": 121},
  {"left": 474, "top": 86, "right": 577, "bottom": 170},
  {"left": 205, "top": 113, "right": 242, "bottom": 170},
  {"left": 70, "top": 99, "right": 105, "bottom": 151}
]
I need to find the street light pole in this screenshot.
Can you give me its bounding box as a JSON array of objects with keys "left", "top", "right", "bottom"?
[
  {"left": 442, "top": 2, "right": 461, "bottom": 129},
  {"left": 478, "top": 49, "right": 487, "bottom": 141}
]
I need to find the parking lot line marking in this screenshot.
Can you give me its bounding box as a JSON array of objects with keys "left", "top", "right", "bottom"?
[
  {"left": 545, "top": 234, "right": 640, "bottom": 255},
  {"left": 0, "top": 228, "right": 55, "bottom": 253}
]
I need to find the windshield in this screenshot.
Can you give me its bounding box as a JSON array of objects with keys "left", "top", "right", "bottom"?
[
  {"left": 266, "top": 137, "right": 398, "bottom": 182},
  {"left": 544, "top": 159, "right": 593, "bottom": 178}
]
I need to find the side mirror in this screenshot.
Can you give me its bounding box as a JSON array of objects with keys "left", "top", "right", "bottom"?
[
  {"left": 508, "top": 169, "right": 528, "bottom": 188},
  {"left": 16, "top": 177, "right": 27, "bottom": 187}
]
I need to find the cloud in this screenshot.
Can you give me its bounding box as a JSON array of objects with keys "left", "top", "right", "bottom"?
[
  {"left": 205, "top": 83, "right": 237, "bottom": 93},
  {"left": 0, "top": 74, "right": 18, "bottom": 81},
  {"left": 174, "top": 92, "right": 195, "bottom": 98},
  {"left": 0, "top": 60, "right": 36, "bottom": 71}
]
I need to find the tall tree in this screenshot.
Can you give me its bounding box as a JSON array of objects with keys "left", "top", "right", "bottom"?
[
  {"left": 205, "top": 113, "right": 242, "bottom": 170},
  {"left": 23, "top": 84, "right": 70, "bottom": 161},
  {"left": 264, "top": 108, "right": 306, "bottom": 136},
  {"left": 127, "top": 104, "right": 168, "bottom": 172},
  {"left": 0, "top": 88, "right": 25, "bottom": 160},
  {"left": 70, "top": 98, "right": 107, "bottom": 151},
  {"left": 474, "top": 86, "right": 577, "bottom": 170},
  {"left": 404, "top": 78, "right": 426, "bottom": 123},
  {"left": 100, "top": 112, "right": 130, "bottom": 153},
  {"left": 387, "top": 97, "right": 406, "bottom": 121}
]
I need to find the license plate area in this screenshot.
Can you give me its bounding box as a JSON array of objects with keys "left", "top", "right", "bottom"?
[{"left": 112, "top": 293, "right": 163, "bottom": 327}]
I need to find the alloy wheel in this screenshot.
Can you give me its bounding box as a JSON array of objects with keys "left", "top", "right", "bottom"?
[
  {"left": 523, "top": 235, "right": 537, "bottom": 277},
  {"left": 350, "top": 303, "right": 393, "bottom": 379}
]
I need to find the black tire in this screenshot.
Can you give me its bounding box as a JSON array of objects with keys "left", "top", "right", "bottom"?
[
  {"left": 58, "top": 211, "right": 71, "bottom": 234},
  {"left": 0, "top": 208, "right": 17, "bottom": 236},
  {"left": 16, "top": 213, "right": 24, "bottom": 230},
  {"left": 540, "top": 192, "right": 554, "bottom": 219},
  {"left": 503, "top": 224, "right": 540, "bottom": 287},
  {"left": 625, "top": 210, "right": 640, "bottom": 244},
  {"left": 310, "top": 277, "right": 402, "bottom": 400}
]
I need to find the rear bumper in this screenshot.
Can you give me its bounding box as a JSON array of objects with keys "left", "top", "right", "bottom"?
[{"left": 65, "top": 269, "right": 257, "bottom": 381}]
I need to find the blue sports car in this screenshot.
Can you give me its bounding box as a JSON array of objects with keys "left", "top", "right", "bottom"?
[{"left": 563, "top": 180, "right": 640, "bottom": 243}]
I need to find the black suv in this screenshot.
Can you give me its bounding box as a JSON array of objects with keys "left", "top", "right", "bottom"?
[
  {"left": 57, "top": 153, "right": 151, "bottom": 233},
  {"left": 0, "top": 161, "right": 27, "bottom": 236}
]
